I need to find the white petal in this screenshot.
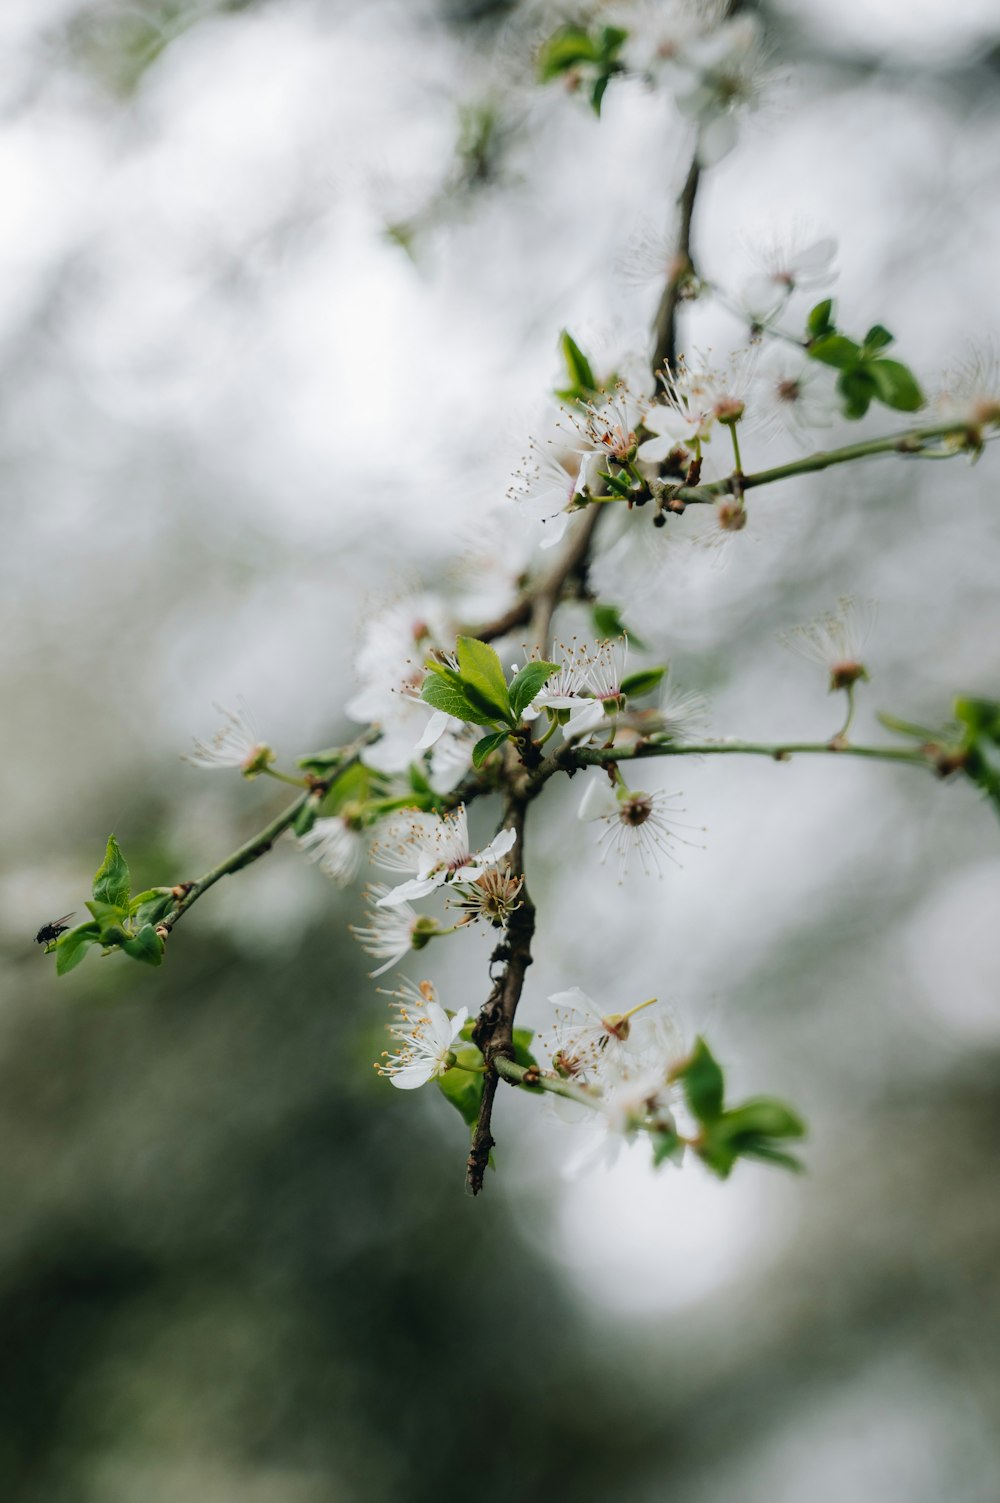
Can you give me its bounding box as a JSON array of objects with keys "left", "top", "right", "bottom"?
[
  {"left": 477, "top": 826, "right": 517, "bottom": 866},
  {"left": 416, "top": 710, "right": 450, "bottom": 751},
  {"left": 578, "top": 779, "right": 619, "bottom": 822},
  {"left": 389, "top": 1062, "right": 435, "bottom": 1090},
  {"left": 548, "top": 986, "right": 598, "bottom": 1015},
  {"left": 376, "top": 875, "right": 442, "bottom": 907},
  {"left": 697, "top": 112, "right": 739, "bottom": 167}
]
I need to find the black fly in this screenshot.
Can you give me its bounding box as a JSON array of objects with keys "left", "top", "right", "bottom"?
[{"left": 35, "top": 914, "right": 74, "bottom": 946}]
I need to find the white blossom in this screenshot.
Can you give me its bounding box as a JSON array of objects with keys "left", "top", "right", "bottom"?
[
  {"left": 750, "top": 345, "right": 837, "bottom": 441},
  {"left": 448, "top": 865, "right": 524, "bottom": 928},
  {"left": 570, "top": 384, "right": 646, "bottom": 473},
  {"left": 935, "top": 344, "right": 1000, "bottom": 441},
  {"left": 737, "top": 234, "right": 837, "bottom": 325},
  {"left": 617, "top": 0, "right": 725, "bottom": 78},
  {"left": 346, "top": 594, "right": 455, "bottom": 774},
  {"left": 375, "top": 978, "right": 468, "bottom": 1090},
  {"left": 781, "top": 596, "right": 876, "bottom": 691},
  {"left": 544, "top": 986, "right": 660, "bottom": 1083},
  {"left": 508, "top": 436, "right": 587, "bottom": 550},
  {"left": 374, "top": 805, "right": 517, "bottom": 907},
  {"left": 655, "top": 679, "right": 710, "bottom": 742},
  {"left": 639, "top": 352, "right": 753, "bottom": 459},
  {"left": 670, "top": 15, "right": 768, "bottom": 165},
  {"left": 578, "top": 777, "right": 693, "bottom": 880},
  {"left": 351, "top": 884, "right": 427, "bottom": 977},
  {"left": 298, "top": 815, "right": 365, "bottom": 886},
  {"left": 526, "top": 636, "right": 630, "bottom": 740},
  {"left": 186, "top": 700, "right": 274, "bottom": 777}
]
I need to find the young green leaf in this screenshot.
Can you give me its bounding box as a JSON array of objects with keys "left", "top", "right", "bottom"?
[
  {"left": 54, "top": 921, "right": 101, "bottom": 976},
  {"left": 719, "top": 1098, "right": 806, "bottom": 1140},
  {"left": 508, "top": 661, "right": 559, "bottom": 721},
  {"left": 862, "top": 323, "right": 894, "bottom": 354},
  {"left": 651, "top": 1127, "right": 683, "bottom": 1168},
  {"left": 866, "top": 358, "right": 924, "bottom": 412},
  {"left": 674, "top": 1036, "right": 725, "bottom": 1125},
  {"left": 129, "top": 889, "right": 176, "bottom": 928},
  {"left": 591, "top": 71, "right": 612, "bottom": 116},
  {"left": 837, "top": 367, "right": 876, "bottom": 419},
  {"left": 559, "top": 330, "right": 597, "bottom": 398},
  {"left": 421, "top": 672, "right": 497, "bottom": 728},
  {"left": 292, "top": 801, "right": 319, "bottom": 838},
  {"left": 93, "top": 834, "right": 130, "bottom": 910},
  {"left": 121, "top": 924, "right": 165, "bottom": 967},
  {"left": 620, "top": 666, "right": 667, "bottom": 700},
  {"left": 85, "top": 898, "right": 131, "bottom": 942},
  {"left": 537, "top": 24, "right": 601, "bottom": 79},
  {"left": 472, "top": 730, "right": 510, "bottom": 768},
  {"left": 592, "top": 604, "right": 646, "bottom": 649},
  {"left": 436, "top": 1045, "right": 486, "bottom": 1135},
  {"left": 808, "top": 333, "right": 862, "bottom": 370},
  {"left": 806, "top": 298, "right": 836, "bottom": 339},
  {"left": 455, "top": 636, "right": 512, "bottom": 721}
]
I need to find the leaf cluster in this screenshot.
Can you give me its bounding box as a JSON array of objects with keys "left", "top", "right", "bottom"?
[
  {"left": 537, "top": 23, "right": 628, "bottom": 115},
  {"left": 421, "top": 637, "right": 558, "bottom": 767},
  {"left": 51, "top": 836, "right": 170, "bottom": 975},
  {"left": 672, "top": 1038, "right": 805, "bottom": 1178},
  {"left": 806, "top": 301, "right": 924, "bottom": 419}
]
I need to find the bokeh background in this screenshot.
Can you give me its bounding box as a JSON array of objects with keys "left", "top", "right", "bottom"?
[{"left": 3, "top": 1, "right": 1000, "bottom": 1498}]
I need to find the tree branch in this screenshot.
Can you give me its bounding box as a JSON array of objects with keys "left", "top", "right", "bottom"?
[
  {"left": 651, "top": 156, "right": 701, "bottom": 376},
  {"left": 159, "top": 734, "right": 376, "bottom": 935},
  {"left": 658, "top": 424, "right": 983, "bottom": 508},
  {"left": 559, "top": 737, "right": 934, "bottom": 770}
]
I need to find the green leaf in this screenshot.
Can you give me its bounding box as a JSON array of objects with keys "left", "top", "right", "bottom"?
[
  {"left": 455, "top": 636, "right": 512, "bottom": 721},
  {"left": 54, "top": 921, "right": 101, "bottom": 976},
  {"left": 592, "top": 604, "right": 646, "bottom": 650},
  {"left": 537, "top": 25, "right": 600, "bottom": 79},
  {"left": 509, "top": 661, "right": 559, "bottom": 721},
  {"left": 650, "top": 1127, "right": 683, "bottom": 1168},
  {"left": 472, "top": 730, "right": 510, "bottom": 768},
  {"left": 590, "top": 70, "right": 611, "bottom": 115},
  {"left": 559, "top": 330, "right": 597, "bottom": 398},
  {"left": 319, "top": 760, "right": 373, "bottom": 814},
  {"left": 806, "top": 299, "right": 835, "bottom": 339},
  {"left": 292, "top": 800, "right": 319, "bottom": 837},
  {"left": 120, "top": 923, "right": 165, "bottom": 967},
  {"left": 862, "top": 323, "right": 894, "bottom": 354},
  {"left": 297, "top": 744, "right": 347, "bottom": 773},
  {"left": 675, "top": 1036, "right": 725, "bottom": 1125},
  {"left": 436, "top": 1047, "right": 486, "bottom": 1135},
  {"left": 84, "top": 898, "right": 131, "bottom": 943},
  {"left": 420, "top": 672, "right": 497, "bottom": 728},
  {"left": 955, "top": 696, "right": 1000, "bottom": 740},
  {"left": 93, "top": 834, "right": 130, "bottom": 910},
  {"left": 808, "top": 333, "right": 861, "bottom": 370},
  {"left": 719, "top": 1098, "right": 806, "bottom": 1141},
  {"left": 620, "top": 666, "right": 666, "bottom": 700},
  {"left": 866, "top": 358, "right": 925, "bottom": 412},
  {"left": 129, "top": 889, "right": 176, "bottom": 927},
  {"left": 695, "top": 1135, "right": 738, "bottom": 1179},
  {"left": 736, "top": 1143, "right": 804, "bottom": 1172},
  {"left": 837, "top": 367, "right": 876, "bottom": 420}
]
